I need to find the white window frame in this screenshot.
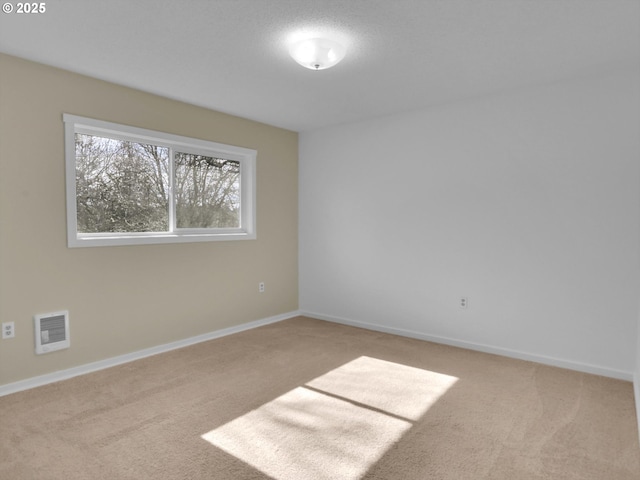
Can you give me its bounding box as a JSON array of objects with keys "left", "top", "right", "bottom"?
[{"left": 64, "top": 114, "right": 256, "bottom": 248}]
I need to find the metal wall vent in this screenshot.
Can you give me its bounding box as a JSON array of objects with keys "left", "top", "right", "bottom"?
[{"left": 34, "top": 311, "right": 70, "bottom": 355}]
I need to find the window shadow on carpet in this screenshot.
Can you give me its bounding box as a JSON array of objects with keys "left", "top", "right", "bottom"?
[{"left": 201, "top": 356, "right": 458, "bottom": 480}]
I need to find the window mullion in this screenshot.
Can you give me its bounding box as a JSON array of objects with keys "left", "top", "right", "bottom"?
[{"left": 168, "top": 146, "right": 176, "bottom": 232}]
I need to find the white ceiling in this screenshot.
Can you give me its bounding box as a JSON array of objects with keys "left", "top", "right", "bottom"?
[{"left": 1, "top": 0, "right": 638, "bottom": 132}]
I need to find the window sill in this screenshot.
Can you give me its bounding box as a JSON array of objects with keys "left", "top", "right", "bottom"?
[{"left": 69, "top": 231, "right": 256, "bottom": 248}]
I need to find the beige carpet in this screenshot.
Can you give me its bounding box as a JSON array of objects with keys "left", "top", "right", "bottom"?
[{"left": 1, "top": 316, "right": 638, "bottom": 479}]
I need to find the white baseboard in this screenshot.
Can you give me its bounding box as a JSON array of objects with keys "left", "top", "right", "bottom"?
[
  {"left": 0, "top": 310, "right": 301, "bottom": 397},
  {"left": 3, "top": 309, "right": 633, "bottom": 399},
  {"left": 301, "top": 310, "right": 634, "bottom": 381}
]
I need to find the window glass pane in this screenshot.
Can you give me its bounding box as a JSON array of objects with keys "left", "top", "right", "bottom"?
[
  {"left": 174, "top": 152, "right": 241, "bottom": 228},
  {"left": 75, "top": 134, "right": 169, "bottom": 233}
]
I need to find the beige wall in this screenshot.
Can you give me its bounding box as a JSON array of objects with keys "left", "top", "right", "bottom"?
[{"left": 0, "top": 54, "right": 298, "bottom": 385}]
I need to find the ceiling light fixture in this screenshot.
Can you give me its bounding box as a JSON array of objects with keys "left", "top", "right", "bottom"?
[{"left": 289, "top": 37, "right": 346, "bottom": 70}]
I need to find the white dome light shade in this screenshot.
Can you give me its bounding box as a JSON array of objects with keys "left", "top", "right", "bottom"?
[{"left": 289, "top": 37, "right": 346, "bottom": 70}]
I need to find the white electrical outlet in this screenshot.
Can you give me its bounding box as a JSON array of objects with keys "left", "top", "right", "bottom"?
[
  {"left": 259, "top": 282, "right": 265, "bottom": 293},
  {"left": 2, "top": 321, "right": 15, "bottom": 339},
  {"left": 459, "top": 297, "right": 468, "bottom": 309}
]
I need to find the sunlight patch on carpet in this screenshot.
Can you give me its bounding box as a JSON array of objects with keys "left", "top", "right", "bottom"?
[
  {"left": 201, "top": 356, "right": 458, "bottom": 480},
  {"left": 307, "top": 356, "right": 457, "bottom": 421}
]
